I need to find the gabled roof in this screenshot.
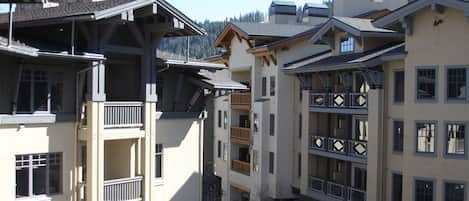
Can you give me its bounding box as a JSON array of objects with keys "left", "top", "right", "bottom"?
[
  {"left": 214, "top": 22, "right": 312, "bottom": 47},
  {"left": 309, "top": 16, "right": 402, "bottom": 44},
  {"left": 284, "top": 43, "right": 405, "bottom": 74},
  {"left": 0, "top": 0, "right": 206, "bottom": 36},
  {"left": 373, "top": 0, "right": 469, "bottom": 28}
]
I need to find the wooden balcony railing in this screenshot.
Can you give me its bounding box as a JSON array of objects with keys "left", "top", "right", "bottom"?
[
  {"left": 104, "top": 176, "right": 143, "bottom": 201},
  {"left": 104, "top": 102, "right": 144, "bottom": 129},
  {"left": 231, "top": 160, "right": 250, "bottom": 176},
  {"left": 231, "top": 127, "right": 251, "bottom": 145},
  {"left": 231, "top": 92, "right": 251, "bottom": 110}
]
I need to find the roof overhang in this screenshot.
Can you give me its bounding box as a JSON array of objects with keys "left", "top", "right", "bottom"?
[
  {"left": 214, "top": 23, "right": 250, "bottom": 48},
  {"left": 247, "top": 27, "right": 319, "bottom": 55},
  {"left": 309, "top": 17, "right": 403, "bottom": 44},
  {"left": 37, "top": 51, "right": 106, "bottom": 61},
  {"left": 373, "top": 0, "right": 469, "bottom": 28},
  {"left": 157, "top": 59, "right": 227, "bottom": 71}
]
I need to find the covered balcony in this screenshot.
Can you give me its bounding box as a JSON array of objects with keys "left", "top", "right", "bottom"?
[
  {"left": 309, "top": 135, "right": 367, "bottom": 163},
  {"left": 230, "top": 144, "right": 250, "bottom": 176},
  {"left": 231, "top": 127, "right": 251, "bottom": 145},
  {"left": 309, "top": 92, "right": 368, "bottom": 113},
  {"left": 231, "top": 92, "right": 251, "bottom": 110}
]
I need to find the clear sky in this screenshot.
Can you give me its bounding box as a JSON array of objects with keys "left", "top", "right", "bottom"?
[{"left": 167, "top": 0, "right": 324, "bottom": 22}]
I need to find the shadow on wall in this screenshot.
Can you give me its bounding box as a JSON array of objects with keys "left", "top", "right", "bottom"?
[
  {"left": 155, "top": 116, "right": 200, "bottom": 148},
  {"left": 167, "top": 172, "right": 202, "bottom": 201}
]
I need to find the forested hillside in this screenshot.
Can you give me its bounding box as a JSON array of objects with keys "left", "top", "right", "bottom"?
[{"left": 158, "top": 11, "right": 265, "bottom": 60}]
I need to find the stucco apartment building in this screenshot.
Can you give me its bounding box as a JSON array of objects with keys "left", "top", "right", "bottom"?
[{"left": 0, "top": 0, "right": 237, "bottom": 201}]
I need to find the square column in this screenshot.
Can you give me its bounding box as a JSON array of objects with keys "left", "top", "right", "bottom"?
[
  {"left": 300, "top": 90, "right": 310, "bottom": 194},
  {"left": 86, "top": 101, "right": 105, "bottom": 201},
  {"left": 366, "top": 89, "right": 384, "bottom": 201}
]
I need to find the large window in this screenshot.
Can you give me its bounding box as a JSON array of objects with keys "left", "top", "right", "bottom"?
[
  {"left": 416, "top": 122, "right": 436, "bottom": 154},
  {"left": 394, "top": 71, "right": 405, "bottom": 103},
  {"left": 217, "top": 141, "right": 222, "bottom": 159},
  {"left": 16, "top": 153, "right": 62, "bottom": 198},
  {"left": 445, "top": 182, "right": 465, "bottom": 201},
  {"left": 447, "top": 68, "right": 466, "bottom": 100},
  {"left": 268, "top": 152, "right": 274, "bottom": 174},
  {"left": 155, "top": 144, "right": 163, "bottom": 179},
  {"left": 417, "top": 68, "right": 437, "bottom": 100},
  {"left": 340, "top": 36, "right": 354, "bottom": 53},
  {"left": 262, "top": 77, "right": 267, "bottom": 97},
  {"left": 270, "top": 76, "right": 276, "bottom": 96},
  {"left": 415, "top": 179, "right": 434, "bottom": 201},
  {"left": 446, "top": 123, "right": 466, "bottom": 156},
  {"left": 392, "top": 173, "right": 403, "bottom": 201},
  {"left": 355, "top": 118, "right": 368, "bottom": 141},
  {"left": 217, "top": 110, "right": 222, "bottom": 128},
  {"left": 269, "top": 114, "right": 275, "bottom": 136},
  {"left": 393, "top": 121, "right": 404, "bottom": 153},
  {"left": 17, "top": 70, "right": 64, "bottom": 113}
]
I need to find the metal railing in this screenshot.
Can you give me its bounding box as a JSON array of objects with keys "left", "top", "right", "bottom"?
[
  {"left": 230, "top": 127, "right": 251, "bottom": 145},
  {"left": 104, "top": 102, "right": 144, "bottom": 129},
  {"left": 308, "top": 176, "right": 367, "bottom": 201},
  {"left": 309, "top": 135, "right": 368, "bottom": 158},
  {"left": 104, "top": 176, "right": 143, "bottom": 201},
  {"left": 231, "top": 160, "right": 250, "bottom": 176},
  {"left": 309, "top": 92, "right": 368, "bottom": 109}
]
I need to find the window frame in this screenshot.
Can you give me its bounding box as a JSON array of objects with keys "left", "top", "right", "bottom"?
[
  {"left": 415, "top": 66, "right": 439, "bottom": 103},
  {"left": 217, "top": 110, "right": 222, "bottom": 128},
  {"left": 445, "top": 66, "right": 468, "bottom": 103},
  {"left": 443, "top": 180, "right": 467, "bottom": 201},
  {"left": 297, "top": 153, "right": 301, "bottom": 178},
  {"left": 15, "top": 153, "right": 63, "bottom": 198},
  {"left": 217, "top": 140, "right": 222, "bottom": 159},
  {"left": 270, "top": 76, "right": 276, "bottom": 96},
  {"left": 392, "top": 172, "right": 403, "bottom": 201},
  {"left": 269, "top": 114, "right": 275, "bottom": 136},
  {"left": 155, "top": 144, "right": 164, "bottom": 181},
  {"left": 414, "top": 121, "right": 438, "bottom": 157},
  {"left": 223, "top": 111, "right": 228, "bottom": 130},
  {"left": 339, "top": 36, "right": 355, "bottom": 53},
  {"left": 414, "top": 177, "right": 436, "bottom": 201},
  {"left": 268, "top": 152, "right": 274, "bottom": 174},
  {"left": 444, "top": 121, "right": 467, "bottom": 159},
  {"left": 393, "top": 120, "right": 404, "bottom": 154},
  {"left": 262, "top": 77, "right": 267, "bottom": 97},
  {"left": 394, "top": 70, "right": 405, "bottom": 104}
]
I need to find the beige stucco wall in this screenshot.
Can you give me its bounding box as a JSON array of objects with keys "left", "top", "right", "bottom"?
[
  {"left": 153, "top": 117, "right": 204, "bottom": 201},
  {"left": 0, "top": 122, "right": 76, "bottom": 201},
  {"left": 383, "top": 7, "right": 469, "bottom": 201}
]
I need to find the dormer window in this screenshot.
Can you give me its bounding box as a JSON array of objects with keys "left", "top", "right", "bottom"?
[{"left": 340, "top": 36, "right": 354, "bottom": 53}]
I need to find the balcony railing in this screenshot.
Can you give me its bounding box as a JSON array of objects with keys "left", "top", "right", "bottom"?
[
  {"left": 104, "top": 102, "right": 144, "bottom": 129},
  {"left": 310, "top": 92, "right": 368, "bottom": 109},
  {"left": 310, "top": 135, "right": 367, "bottom": 158},
  {"left": 309, "top": 176, "right": 366, "bottom": 201},
  {"left": 231, "top": 127, "right": 251, "bottom": 145},
  {"left": 231, "top": 160, "right": 250, "bottom": 176},
  {"left": 104, "top": 176, "right": 143, "bottom": 201},
  {"left": 231, "top": 92, "right": 251, "bottom": 110}
]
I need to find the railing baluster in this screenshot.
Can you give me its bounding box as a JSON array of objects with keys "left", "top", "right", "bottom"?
[
  {"left": 104, "top": 176, "right": 143, "bottom": 201},
  {"left": 104, "top": 102, "right": 144, "bottom": 129}
]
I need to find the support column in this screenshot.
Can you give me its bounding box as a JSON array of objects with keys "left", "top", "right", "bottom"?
[
  {"left": 366, "top": 89, "right": 384, "bottom": 201},
  {"left": 88, "top": 61, "right": 106, "bottom": 102},
  {"left": 86, "top": 101, "right": 105, "bottom": 201},
  {"left": 143, "top": 102, "right": 157, "bottom": 201},
  {"left": 300, "top": 90, "right": 310, "bottom": 194},
  {"left": 130, "top": 140, "right": 136, "bottom": 178},
  {"left": 141, "top": 32, "right": 160, "bottom": 103}
]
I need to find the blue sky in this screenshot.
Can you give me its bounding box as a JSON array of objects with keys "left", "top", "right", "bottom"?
[
  {"left": 0, "top": 0, "right": 325, "bottom": 21},
  {"left": 167, "top": 0, "right": 323, "bottom": 21}
]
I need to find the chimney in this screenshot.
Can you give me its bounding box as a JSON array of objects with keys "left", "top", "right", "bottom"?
[
  {"left": 302, "top": 3, "right": 329, "bottom": 25},
  {"left": 268, "top": 1, "right": 298, "bottom": 24}
]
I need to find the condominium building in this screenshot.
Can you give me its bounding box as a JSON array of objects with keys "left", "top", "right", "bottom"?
[{"left": 0, "top": 1, "right": 237, "bottom": 201}]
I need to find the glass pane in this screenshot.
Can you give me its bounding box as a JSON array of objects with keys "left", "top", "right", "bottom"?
[
  {"left": 16, "top": 168, "right": 29, "bottom": 198},
  {"left": 49, "top": 165, "right": 61, "bottom": 194},
  {"left": 18, "top": 70, "right": 32, "bottom": 112},
  {"left": 394, "top": 71, "right": 405, "bottom": 102},
  {"left": 447, "top": 124, "right": 465, "bottom": 155},
  {"left": 417, "top": 123, "right": 435, "bottom": 153},
  {"left": 394, "top": 121, "right": 404, "bottom": 152},
  {"left": 340, "top": 37, "right": 354, "bottom": 53},
  {"left": 355, "top": 119, "right": 368, "bottom": 141},
  {"left": 445, "top": 183, "right": 465, "bottom": 201},
  {"left": 155, "top": 155, "right": 162, "bottom": 178},
  {"left": 416, "top": 180, "right": 433, "bottom": 201},
  {"left": 270, "top": 76, "right": 275, "bottom": 96},
  {"left": 34, "top": 82, "right": 49, "bottom": 112},
  {"left": 392, "top": 174, "right": 403, "bottom": 201},
  {"left": 447, "top": 68, "right": 466, "bottom": 99},
  {"left": 417, "top": 69, "right": 436, "bottom": 99},
  {"left": 33, "top": 166, "right": 47, "bottom": 195}
]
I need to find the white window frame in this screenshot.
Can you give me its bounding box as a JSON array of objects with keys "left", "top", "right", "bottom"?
[{"left": 155, "top": 144, "right": 164, "bottom": 181}]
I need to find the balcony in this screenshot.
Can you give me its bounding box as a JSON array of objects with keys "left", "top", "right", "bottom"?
[
  {"left": 309, "top": 176, "right": 366, "bottom": 201},
  {"left": 309, "top": 92, "right": 368, "bottom": 114},
  {"left": 231, "top": 127, "right": 251, "bottom": 145},
  {"left": 104, "top": 176, "right": 143, "bottom": 201},
  {"left": 231, "top": 160, "right": 250, "bottom": 176},
  {"left": 309, "top": 135, "right": 367, "bottom": 163},
  {"left": 104, "top": 102, "right": 144, "bottom": 129},
  {"left": 231, "top": 92, "right": 251, "bottom": 110}
]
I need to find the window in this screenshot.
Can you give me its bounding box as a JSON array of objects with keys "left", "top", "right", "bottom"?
[
  {"left": 445, "top": 182, "right": 465, "bottom": 201},
  {"left": 217, "top": 141, "right": 222, "bottom": 158},
  {"left": 417, "top": 68, "right": 437, "bottom": 100},
  {"left": 223, "top": 143, "right": 228, "bottom": 161},
  {"left": 269, "top": 114, "right": 275, "bottom": 136},
  {"left": 415, "top": 179, "right": 434, "bottom": 201},
  {"left": 355, "top": 118, "right": 368, "bottom": 141},
  {"left": 299, "top": 114, "right": 302, "bottom": 139},
  {"left": 17, "top": 70, "right": 64, "bottom": 113},
  {"left": 392, "top": 173, "right": 403, "bottom": 201},
  {"left": 416, "top": 122, "right": 436, "bottom": 154},
  {"left": 269, "top": 152, "right": 274, "bottom": 174},
  {"left": 262, "top": 77, "right": 267, "bottom": 96},
  {"left": 447, "top": 68, "right": 466, "bottom": 100},
  {"left": 446, "top": 123, "right": 465, "bottom": 156},
  {"left": 217, "top": 110, "right": 222, "bottom": 128},
  {"left": 270, "top": 76, "right": 276, "bottom": 96},
  {"left": 340, "top": 36, "right": 354, "bottom": 53},
  {"left": 394, "top": 71, "right": 405, "bottom": 103},
  {"left": 393, "top": 121, "right": 404, "bottom": 153},
  {"left": 155, "top": 144, "right": 163, "bottom": 179},
  {"left": 253, "top": 150, "right": 259, "bottom": 172},
  {"left": 16, "top": 153, "right": 62, "bottom": 198},
  {"left": 223, "top": 111, "right": 228, "bottom": 129},
  {"left": 253, "top": 113, "right": 259, "bottom": 133},
  {"left": 297, "top": 153, "right": 301, "bottom": 177}
]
